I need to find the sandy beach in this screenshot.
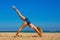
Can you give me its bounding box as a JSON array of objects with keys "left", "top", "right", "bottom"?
[{"left": 0, "top": 32, "right": 60, "bottom": 40}]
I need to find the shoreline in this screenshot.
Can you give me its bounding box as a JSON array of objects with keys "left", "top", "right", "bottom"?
[{"left": 0, "top": 31, "right": 60, "bottom": 33}]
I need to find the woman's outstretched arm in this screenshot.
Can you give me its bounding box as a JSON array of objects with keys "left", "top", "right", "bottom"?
[{"left": 12, "top": 6, "right": 25, "bottom": 21}]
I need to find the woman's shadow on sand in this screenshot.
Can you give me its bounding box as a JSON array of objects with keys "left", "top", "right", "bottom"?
[{"left": 13, "top": 35, "right": 39, "bottom": 38}]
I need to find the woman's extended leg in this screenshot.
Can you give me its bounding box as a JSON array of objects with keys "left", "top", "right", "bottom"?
[
  {"left": 16, "top": 21, "right": 27, "bottom": 37},
  {"left": 12, "top": 6, "right": 25, "bottom": 21}
]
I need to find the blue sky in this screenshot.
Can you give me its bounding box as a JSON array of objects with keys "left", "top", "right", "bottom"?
[{"left": 0, "top": 0, "right": 60, "bottom": 31}]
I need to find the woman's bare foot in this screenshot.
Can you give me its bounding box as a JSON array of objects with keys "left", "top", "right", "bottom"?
[
  {"left": 14, "top": 34, "right": 20, "bottom": 38},
  {"left": 12, "top": 6, "right": 16, "bottom": 9}
]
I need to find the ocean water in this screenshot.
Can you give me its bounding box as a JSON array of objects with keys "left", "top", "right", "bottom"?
[
  {"left": 0, "top": 30, "right": 60, "bottom": 33},
  {"left": 0, "top": 31, "right": 60, "bottom": 33},
  {"left": 0, "top": 26, "right": 60, "bottom": 33}
]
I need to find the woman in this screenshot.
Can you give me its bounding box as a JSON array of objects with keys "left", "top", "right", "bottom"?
[{"left": 12, "top": 6, "right": 43, "bottom": 37}]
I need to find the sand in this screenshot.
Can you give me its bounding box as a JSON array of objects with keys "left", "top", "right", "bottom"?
[{"left": 0, "top": 32, "right": 60, "bottom": 40}]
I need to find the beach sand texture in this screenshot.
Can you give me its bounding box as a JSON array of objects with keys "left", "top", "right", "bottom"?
[{"left": 0, "top": 32, "right": 60, "bottom": 40}]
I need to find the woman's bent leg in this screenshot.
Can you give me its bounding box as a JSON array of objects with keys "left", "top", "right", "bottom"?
[{"left": 16, "top": 21, "right": 27, "bottom": 37}]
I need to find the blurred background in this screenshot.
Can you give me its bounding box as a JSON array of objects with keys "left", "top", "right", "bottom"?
[{"left": 0, "top": 0, "right": 60, "bottom": 32}]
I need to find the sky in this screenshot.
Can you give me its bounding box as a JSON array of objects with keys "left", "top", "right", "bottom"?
[{"left": 0, "top": 0, "right": 60, "bottom": 32}]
